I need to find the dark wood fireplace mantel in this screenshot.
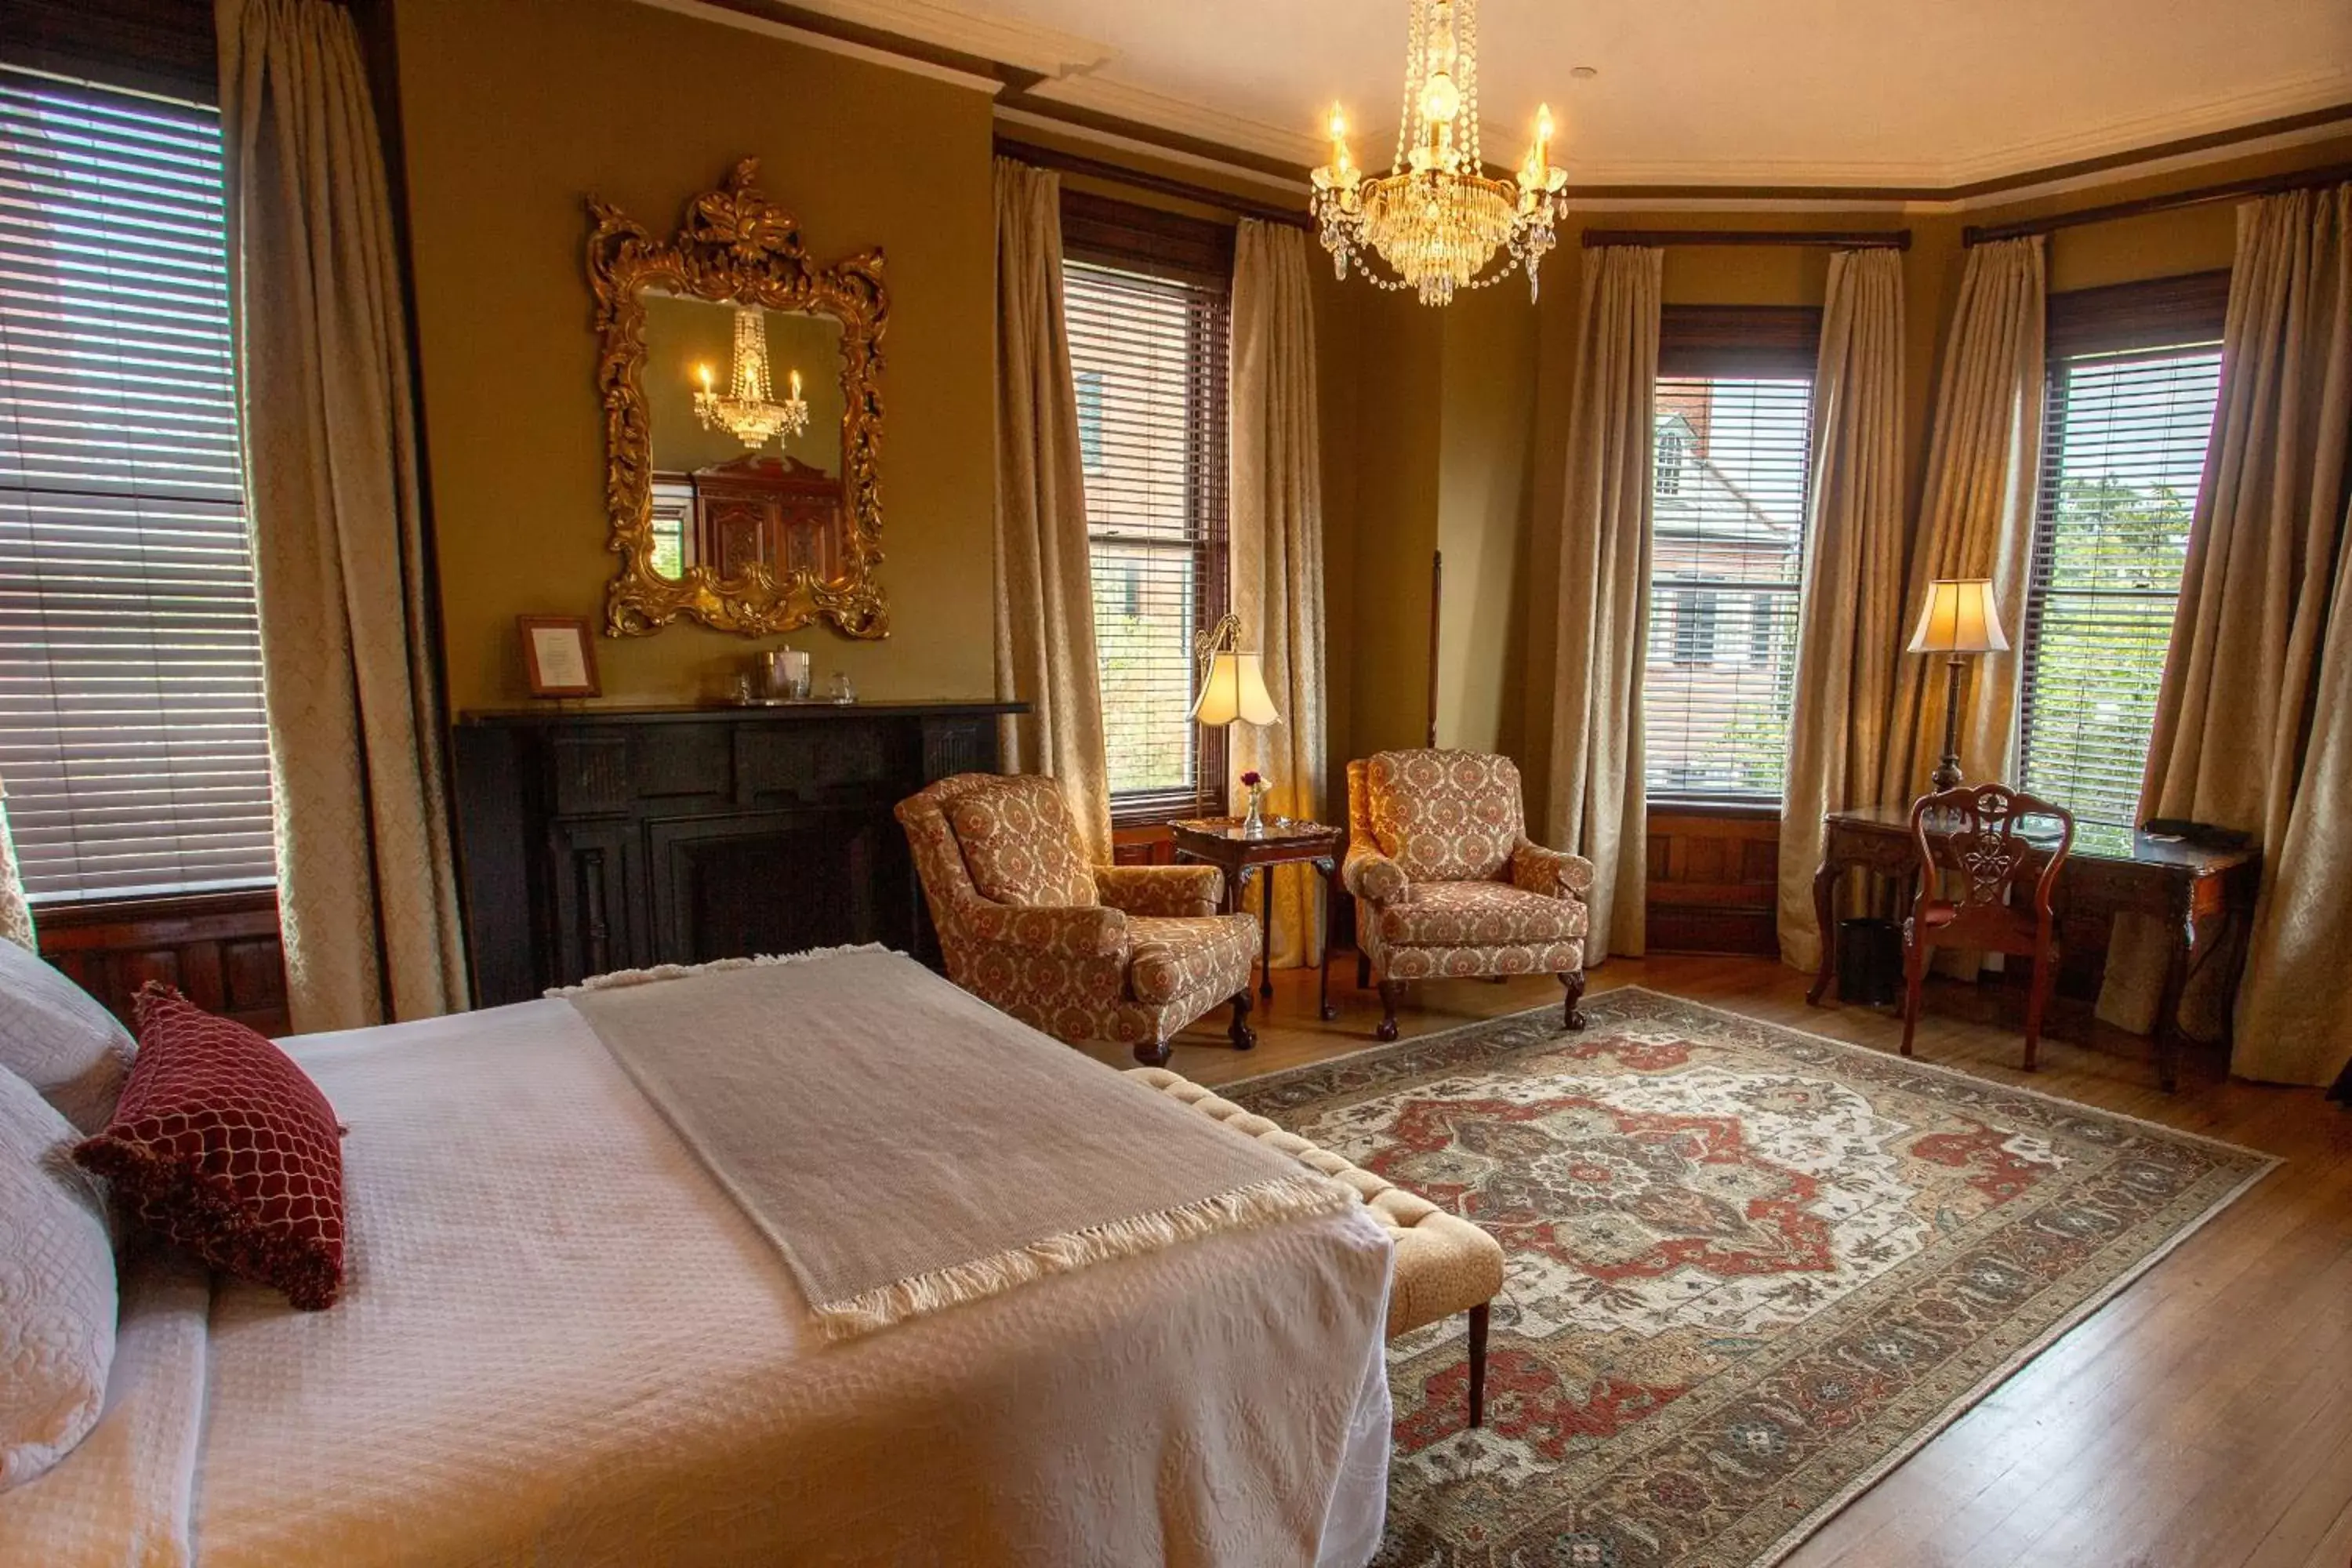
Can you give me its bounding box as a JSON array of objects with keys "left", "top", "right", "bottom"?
[{"left": 450, "top": 700, "right": 1022, "bottom": 1006}]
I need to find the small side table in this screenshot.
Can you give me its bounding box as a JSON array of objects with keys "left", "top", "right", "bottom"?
[{"left": 1168, "top": 817, "right": 1346, "bottom": 1021}]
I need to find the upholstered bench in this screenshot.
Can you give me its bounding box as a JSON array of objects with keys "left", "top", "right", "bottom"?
[{"left": 1127, "top": 1066, "right": 1507, "bottom": 1425}]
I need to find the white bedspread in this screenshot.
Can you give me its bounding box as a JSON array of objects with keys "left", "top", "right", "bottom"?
[{"left": 0, "top": 996, "right": 1394, "bottom": 1567}]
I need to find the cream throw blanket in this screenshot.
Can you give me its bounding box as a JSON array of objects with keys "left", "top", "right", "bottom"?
[{"left": 561, "top": 948, "right": 1350, "bottom": 1338}]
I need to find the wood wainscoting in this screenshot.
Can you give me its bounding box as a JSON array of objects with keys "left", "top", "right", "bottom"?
[
  {"left": 1646, "top": 803, "right": 1780, "bottom": 956},
  {"left": 35, "top": 887, "right": 291, "bottom": 1036}
]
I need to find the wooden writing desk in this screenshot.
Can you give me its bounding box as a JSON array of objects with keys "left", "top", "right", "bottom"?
[{"left": 1808, "top": 804, "right": 2259, "bottom": 1090}]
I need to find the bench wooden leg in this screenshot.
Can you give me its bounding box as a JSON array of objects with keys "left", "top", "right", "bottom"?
[{"left": 1468, "top": 1301, "right": 1490, "bottom": 1428}]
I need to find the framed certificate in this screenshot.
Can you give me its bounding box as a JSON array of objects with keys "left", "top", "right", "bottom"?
[{"left": 517, "top": 615, "right": 600, "bottom": 699}]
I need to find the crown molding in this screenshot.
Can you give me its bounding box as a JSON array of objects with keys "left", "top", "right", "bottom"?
[
  {"left": 630, "top": 0, "right": 1011, "bottom": 92},
  {"left": 1018, "top": 73, "right": 1326, "bottom": 168},
  {"left": 993, "top": 104, "right": 1312, "bottom": 195},
  {"left": 774, "top": 0, "right": 1111, "bottom": 81},
  {"left": 634, "top": 0, "right": 2352, "bottom": 216}
]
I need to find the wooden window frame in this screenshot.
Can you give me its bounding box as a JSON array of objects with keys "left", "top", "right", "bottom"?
[
  {"left": 1646, "top": 304, "right": 1823, "bottom": 811},
  {"left": 1059, "top": 188, "right": 1236, "bottom": 829},
  {"left": 2016, "top": 270, "right": 2229, "bottom": 833}
]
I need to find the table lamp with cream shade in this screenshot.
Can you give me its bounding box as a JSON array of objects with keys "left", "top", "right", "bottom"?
[
  {"left": 1189, "top": 612, "right": 1281, "bottom": 831},
  {"left": 1907, "top": 578, "right": 2010, "bottom": 793}
]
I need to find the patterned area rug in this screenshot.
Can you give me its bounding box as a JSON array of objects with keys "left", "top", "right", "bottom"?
[{"left": 1226, "top": 986, "right": 2274, "bottom": 1568}]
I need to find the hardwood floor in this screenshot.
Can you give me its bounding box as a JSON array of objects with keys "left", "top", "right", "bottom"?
[{"left": 1077, "top": 952, "right": 2352, "bottom": 1568}]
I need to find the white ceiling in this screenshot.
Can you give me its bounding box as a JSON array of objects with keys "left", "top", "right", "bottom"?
[{"left": 797, "top": 0, "right": 2352, "bottom": 188}]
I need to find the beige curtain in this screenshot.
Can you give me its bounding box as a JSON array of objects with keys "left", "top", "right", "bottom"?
[
  {"left": 2112, "top": 185, "right": 2352, "bottom": 1085},
  {"left": 1877, "top": 237, "right": 2046, "bottom": 808},
  {"left": 1544, "top": 246, "right": 1660, "bottom": 959},
  {"left": 1778, "top": 249, "right": 1908, "bottom": 972},
  {"left": 0, "top": 778, "right": 32, "bottom": 951},
  {"left": 1229, "top": 220, "right": 1329, "bottom": 967},
  {"left": 218, "top": 0, "right": 466, "bottom": 1032},
  {"left": 991, "top": 158, "right": 1112, "bottom": 862}
]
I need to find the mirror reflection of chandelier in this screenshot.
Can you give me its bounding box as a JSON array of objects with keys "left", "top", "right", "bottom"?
[
  {"left": 693, "top": 306, "right": 809, "bottom": 450},
  {"left": 1311, "top": 0, "right": 1567, "bottom": 307}
]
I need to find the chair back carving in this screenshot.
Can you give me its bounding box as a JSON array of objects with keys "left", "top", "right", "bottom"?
[{"left": 1907, "top": 783, "right": 2074, "bottom": 925}]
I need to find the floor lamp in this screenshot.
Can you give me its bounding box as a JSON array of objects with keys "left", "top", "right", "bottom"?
[{"left": 1907, "top": 578, "right": 2009, "bottom": 793}]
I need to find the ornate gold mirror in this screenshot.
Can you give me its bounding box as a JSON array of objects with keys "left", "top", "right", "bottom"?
[{"left": 588, "top": 159, "right": 887, "bottom": 639}]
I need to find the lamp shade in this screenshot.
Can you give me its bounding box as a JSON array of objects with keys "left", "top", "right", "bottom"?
[
  {"left": 1189, "top": 651, "right": 1281, "bottom": 727},
  {"left": 1906, "top": 578, "right": 2009, "bottom": 655}
]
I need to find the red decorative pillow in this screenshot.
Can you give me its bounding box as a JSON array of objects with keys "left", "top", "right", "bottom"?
[{"left": 73, "top": 984, "right": 345, "bottom": 1310}]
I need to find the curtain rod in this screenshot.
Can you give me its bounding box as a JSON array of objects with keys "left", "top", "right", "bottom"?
[
  {"left": 992, "top": 137, "right": 1312, "bottom": 230},
  {"left": 1580, "top": 229, "right": 1911, "bottom": 250},
  {"left": 1963, "top": 160, "right": 2352, "bottom": 245}
]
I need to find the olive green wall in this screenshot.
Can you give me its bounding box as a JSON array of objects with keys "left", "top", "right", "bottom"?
[{"left": 390, "top": 0, "right": 996, "bottom": 712}]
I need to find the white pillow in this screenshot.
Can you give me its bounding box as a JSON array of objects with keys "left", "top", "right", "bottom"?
[
  {"left": 0, "top": 1065, "right": 116, "bottom": 1492},
  {"left": 0, "top": 938, "right": 134, "bottom": 1134}
]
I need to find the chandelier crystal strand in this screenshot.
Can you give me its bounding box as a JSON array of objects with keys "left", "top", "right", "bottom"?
[
  {"left": 1311, "top": 0, "right": 1567, "bottom": 307},
  {"left": 693, "top": 305, "right": 811, "bottom": 450}
]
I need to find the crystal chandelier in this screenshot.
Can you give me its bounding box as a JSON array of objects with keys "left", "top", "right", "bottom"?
[
  {"left": 693, "top": 306, "right": 808, "bottom": 450},
  {"left": 1311, "top": 0, "right": 1567, "bottom": 307}
]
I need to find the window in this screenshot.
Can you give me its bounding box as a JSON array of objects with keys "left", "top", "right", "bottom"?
[
  {"left": 1060, "top": 194, "right": 1232, "bottom": 820},
  {"left": 1644, "top": 307, "right": 1820, "bottom": 801},
  {"left": 2018, "top": 273, "right": 2228, "bottom": 834},
  {"left": 0, "top": 67, "right": 275, "bottom": 902}
]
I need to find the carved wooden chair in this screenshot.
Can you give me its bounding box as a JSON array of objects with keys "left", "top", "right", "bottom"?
[
  {"left": 1900, "top": 783, "right": 2075, "bottom": 1069},
  {"left": 896, "top": 774, "right": 1260, "bottom": 1065}
]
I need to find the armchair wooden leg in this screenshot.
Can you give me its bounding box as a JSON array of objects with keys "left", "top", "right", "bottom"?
[
  {"left": 1467, "top": 1301, "right": 1490, "bottom": 1428},
  {"left": 1375, "top": 980, "right": 1403, "bottom": 1042},
  {"left": 1562, "top": 970, "right": 1588, "bottom": 1031},
  {"left": 1228, "top": 988, "right": 1257, "bottom": 1051},
  {"left": 1133, "top": 1035, "right": 1173, "bottom": 1068},
  {"left": 1356, "top": 952, "right": 1371, "bottom": 989}
]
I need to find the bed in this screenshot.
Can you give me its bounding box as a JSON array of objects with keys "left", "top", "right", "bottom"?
[{"left": 1, "top": 958, "right": 1396, "bottom": 1566}]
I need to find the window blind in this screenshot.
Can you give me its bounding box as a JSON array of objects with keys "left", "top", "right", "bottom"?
[
  {"left": 1645, "top": 373, "right": 1815, "bottom": 800},
  {"left": 2018, "top": 339, "right": 2222, "bottom": 833},
  {"left": 0, "top": 67, "right": 275, "bottom": 902},
  {"left": 1063, "top": 256, "right": 1229, "bottom": 819}
]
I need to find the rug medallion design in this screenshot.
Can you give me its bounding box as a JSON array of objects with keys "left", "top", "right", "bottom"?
[{"left": 1225, "top": 987, "right": 2274, "bottom": 1567}]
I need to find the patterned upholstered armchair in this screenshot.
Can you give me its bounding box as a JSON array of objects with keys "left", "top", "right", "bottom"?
[
  {"left": 896, "top": 774, "right": 1261, "bottom": 1065},
  {"left": 1345, "top": 749, "right": 1594, "bottom": 1041}
]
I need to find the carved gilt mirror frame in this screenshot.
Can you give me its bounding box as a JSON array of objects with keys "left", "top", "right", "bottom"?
[{"left": 587, "top": 159, "right": 888, "bottom": 639}]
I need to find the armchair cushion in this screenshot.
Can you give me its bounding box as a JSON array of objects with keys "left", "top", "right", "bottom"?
[
  {"left": 1095, "top": 864, "right": 1223, "bottom": 918},
  {"left": 1511, "top": 839, "right": 1597, "bottom": 900},
  {"left": 1372, "top": 881, "right": 1589, "bottom": 949},
  {"left": 946, "top": 779, "right": 1098, "bottom": 908},
  {"left": 1127, "top": 916, "right": 1258, "bottom": 1007},
  {"left": 1365, "top": 750, "right": 1525, "bottom": 884}
]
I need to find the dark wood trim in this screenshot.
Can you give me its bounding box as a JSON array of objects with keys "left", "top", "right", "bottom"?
[
  {"left": 2047, "top": 270, "right": 2234, "bottom": 358},
  {"left": 1001, "top": 136, "right": 1308, "bottom": 230},
  {"left": 1948, "top": 104, "right": 2352, "bottom": 204},
  {"left": 1648, "top": 797, "right": 1785, "bottom": 822},
  {"left": 35, "top": 886, "right": 290, "bottom": 1036},
  {"left": 1584, "top": 228, "right": 1910, "bottom": 250},
  {"left": 690, "top": 0, "right": 1044, "bottom": 92},
  {"left": 1965, "top": 160, "right": 2352, "bottom": 245},
  {"left": 996, "top": 96, "right": 1307, "bottom": 185},
  {"left": 0, "top": 0, "right": 217, "bottom": 103},
  {"left": 1059, "top": 187, "right": 1237, "bottom": 281},
  {"left": 1659, "top": 304, "right": 1824, "bottom": 380},
  {"left": 1425, "top": 552, "right": 1441, "bottom": 750}
]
